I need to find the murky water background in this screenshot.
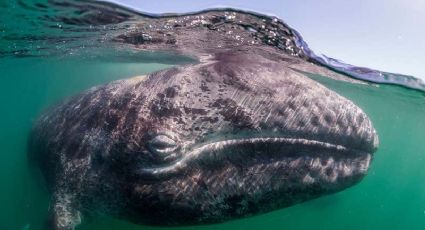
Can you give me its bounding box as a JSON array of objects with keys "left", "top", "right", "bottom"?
[{"left": 1, "top": 1, "right": 425, "bottom": 230}]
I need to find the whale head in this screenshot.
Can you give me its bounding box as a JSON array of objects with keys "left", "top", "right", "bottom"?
[{"left": 30, "top": 51, "right": 378, "bottom": 227}]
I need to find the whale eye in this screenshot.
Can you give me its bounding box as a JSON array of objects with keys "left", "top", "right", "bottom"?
[{"left": 147, "top": 134, "right": 179, "bottom": 160}]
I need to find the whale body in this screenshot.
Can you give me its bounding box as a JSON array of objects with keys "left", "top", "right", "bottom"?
[{"left": 28, "top": 7, "right": 379, "bottom": 230}]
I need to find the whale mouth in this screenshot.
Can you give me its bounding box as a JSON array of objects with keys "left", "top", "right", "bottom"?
[{"left": 137, "top": 136, "right": 375, "bottom": 182}]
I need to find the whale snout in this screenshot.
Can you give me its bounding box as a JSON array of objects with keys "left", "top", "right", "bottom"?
[{"left": 260, "top": 78, "right": 379, "bottom": 156}]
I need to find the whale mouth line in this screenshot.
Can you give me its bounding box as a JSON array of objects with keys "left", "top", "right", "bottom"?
[
  {"left": 138, "top": 137, "right": 372, "bottom": 178},
  {"left": 196, "top": 137, "right": 354, "bottom": 152}
]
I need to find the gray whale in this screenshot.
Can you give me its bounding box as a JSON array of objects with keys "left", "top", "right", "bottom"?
[{"left": 28, "top": 7, "right": 379, "bottom": 230}]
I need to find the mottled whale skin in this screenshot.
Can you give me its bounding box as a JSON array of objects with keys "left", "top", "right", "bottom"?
[{"left": 28, "top": 7, "right": 379, "bottom": 230}]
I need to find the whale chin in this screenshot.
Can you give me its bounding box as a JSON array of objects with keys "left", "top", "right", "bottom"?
[{"left": 130, "top": 135, "right": 375, "bottom": 226}]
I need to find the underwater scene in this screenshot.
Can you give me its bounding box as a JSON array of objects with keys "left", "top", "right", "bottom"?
[{"left": 1, "top": 1, "right": 425, "bottom": 230}]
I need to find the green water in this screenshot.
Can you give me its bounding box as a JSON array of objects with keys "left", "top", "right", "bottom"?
[{"left": 1, "top": 55, "right": 425, "bottom": 230}]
